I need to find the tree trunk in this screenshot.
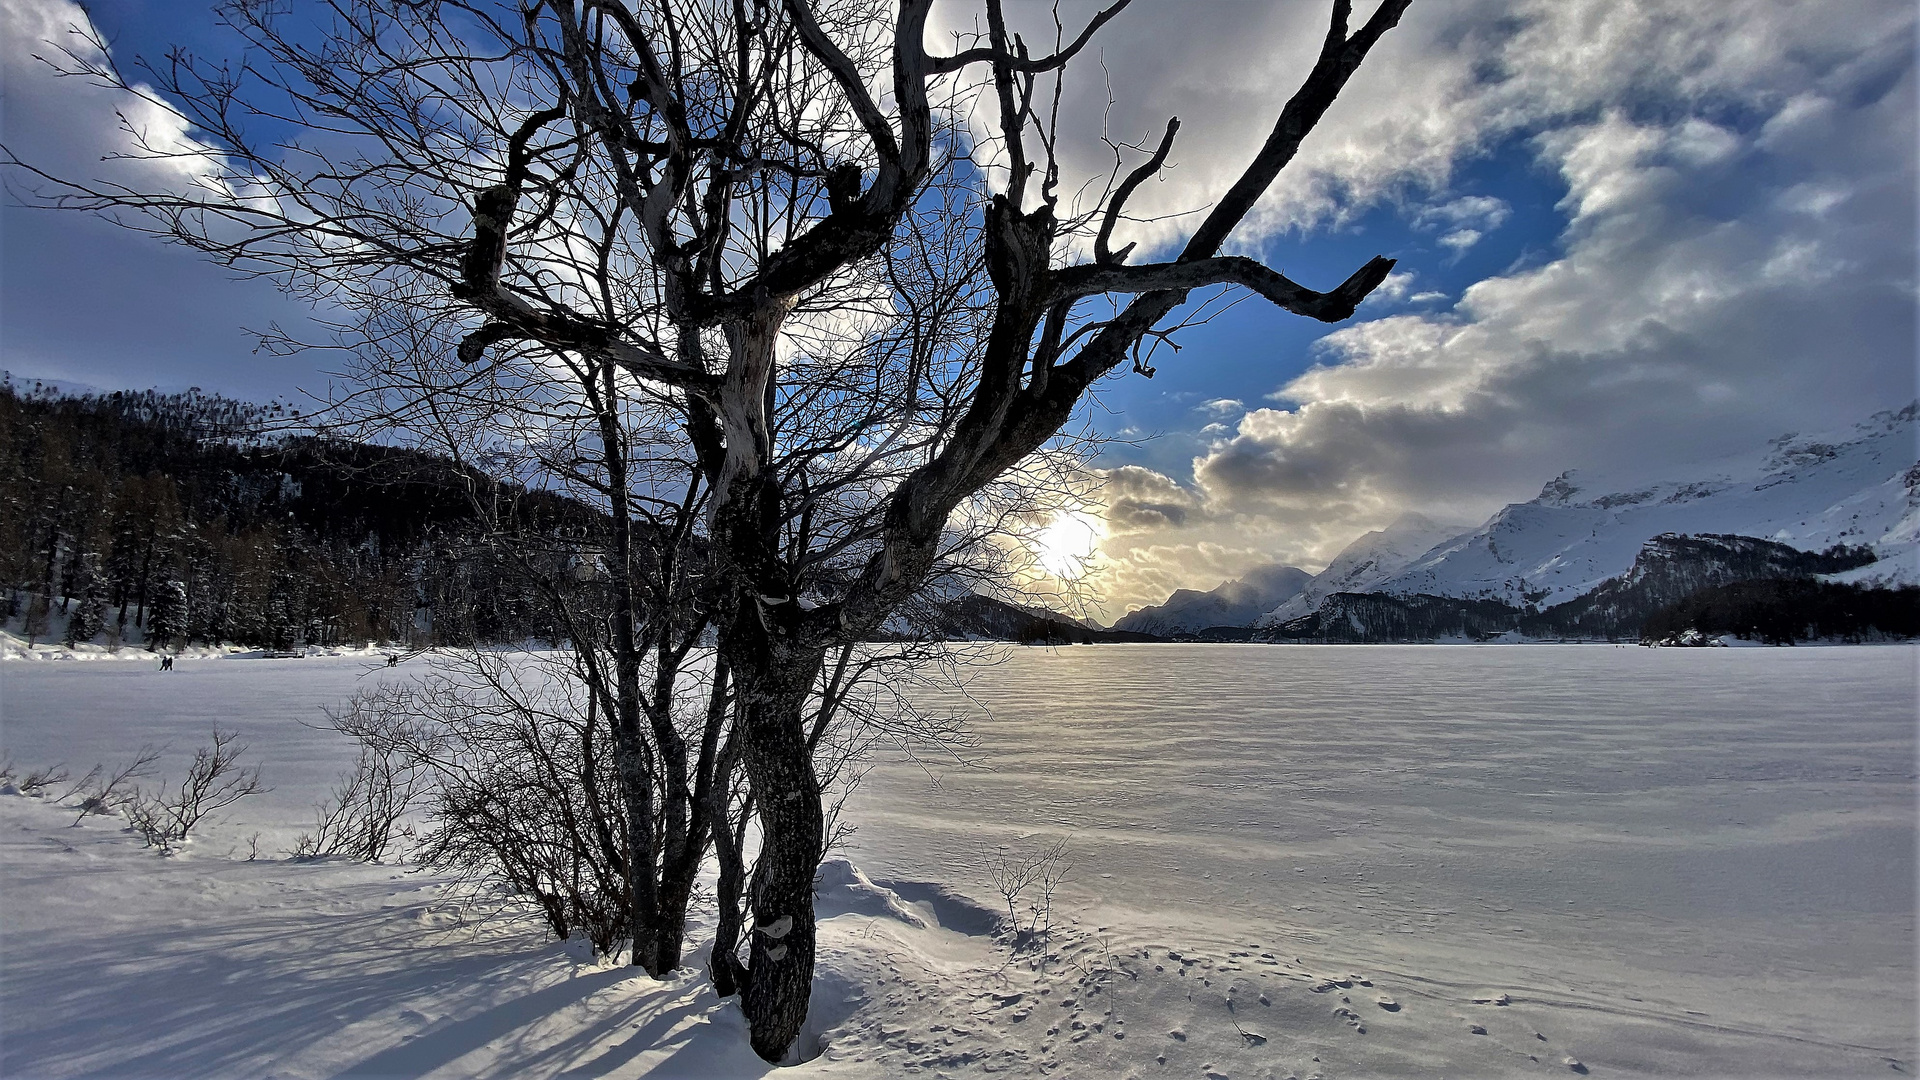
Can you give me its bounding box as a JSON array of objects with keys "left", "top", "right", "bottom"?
[
  {"left": 645, "top": 663, "right": 694, "bottom": 971},
  {"left": 706, "top": 698, "right": 750, "bottom": 998},
  {"left": 735, "top": 654, "right": 826, "bottom": 1063},
  {"left": 593, "top": 365, "right": 664, "bottom": 976},
  {"left": 703, "top": 297, "right": 834, "bottom": 1058},
  {"left": 708, "top": 792, "right": 752, "bottom": 997},
  {"left": 659, "top": 650, "right": 732, "bottom": 974}
]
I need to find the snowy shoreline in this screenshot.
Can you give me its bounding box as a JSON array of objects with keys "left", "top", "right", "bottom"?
[{"left": 6, "top": 629, "right": 1910, "bottom": 665}]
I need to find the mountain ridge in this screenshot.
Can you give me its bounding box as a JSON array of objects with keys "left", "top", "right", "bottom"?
[
  {"left": 1367, "top": 404, "right": 1917, "bottom": 609},
  {"left": 1111, "top": 563, "right": 1311, "bottom": 637}
]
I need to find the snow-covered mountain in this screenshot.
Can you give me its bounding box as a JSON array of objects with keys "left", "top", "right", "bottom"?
[
  {"left": 1258, "top": 512, "right": 1466, "bottom": 626},
  {"left": 1366, "top": 404, "right": 1918, "bottom": 608},
  {"left": 1113, "top": 562, "right": 1311, "bottom": 636}
]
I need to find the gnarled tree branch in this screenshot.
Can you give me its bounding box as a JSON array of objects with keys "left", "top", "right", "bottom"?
[{"left": 1052, "top": 253, "right": 1396, "bottom": 323}]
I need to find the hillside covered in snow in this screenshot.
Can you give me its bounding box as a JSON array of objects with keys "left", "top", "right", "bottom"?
[
  {"left": 1363, "top": 404, "right": 1918, "bottom": 609},
  {"left": 1258, "top": 513, "right": 1466, "bottom": 627}
]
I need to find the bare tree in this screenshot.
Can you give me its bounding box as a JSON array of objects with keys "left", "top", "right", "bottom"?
[{"left": 6, "top": 0, "right": 1409, "bottom": 1058}]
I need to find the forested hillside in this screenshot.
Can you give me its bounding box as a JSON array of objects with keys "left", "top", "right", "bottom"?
[{"left": 0, "top": 379, "right": 598, "bottom": 650}]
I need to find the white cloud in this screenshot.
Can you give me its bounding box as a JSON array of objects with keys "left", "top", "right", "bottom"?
[
  {"left": 1417, "top": 195, "right": 1511, "bottom": 233},
  {"left": 1, "top": 1, "right": 227, "bottom": 195},
  {"left": 1362, "top": 269, "right": 1419, "bottom": 307},
  {"left": 983, "top": 0, "right": 1919, "bottom": 622}
]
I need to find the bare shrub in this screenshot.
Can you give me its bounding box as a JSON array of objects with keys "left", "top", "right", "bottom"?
[
  {"left": 321, "top": 656, "right": 641, "bottom": 959},
  {"left": 989, "top": 836, "right": 1073, "bottom": 956},
  {"left": 17, "top": 764, "right": 71, "bottom": 797},
  {"left": 126, "top": 729, "right": 267, "bottom": 853},
  {"left": 292, "top": 742, "right": 427, "bottom": 862},
  {"left": 64, "top": 746, "right": 162, "bottom": 826}
]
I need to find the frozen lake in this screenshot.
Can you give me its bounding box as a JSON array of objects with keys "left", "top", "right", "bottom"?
[
  {"left": 2, "top": 643, "right": 1914, "bottom": 1074},
  {"left": 842, "top": 644, "right": 1918, "bottom": 1057}
]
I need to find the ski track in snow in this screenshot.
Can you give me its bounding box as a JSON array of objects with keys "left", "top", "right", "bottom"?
[{"left": 1, "top": 645, "right": 1913, "bottom": 1078}]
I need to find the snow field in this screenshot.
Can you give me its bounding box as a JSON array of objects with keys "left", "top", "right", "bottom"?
[{"left": 2, "top": 644, "right": 1914, "bottom": 1077}]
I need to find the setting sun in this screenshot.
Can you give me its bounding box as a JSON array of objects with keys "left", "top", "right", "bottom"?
[{"left": 1034, "top": 512, "right": 1103, "bottom": 579}]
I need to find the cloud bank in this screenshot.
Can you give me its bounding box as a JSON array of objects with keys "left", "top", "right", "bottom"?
[{"left": 981, "top": 0, "right": 1916, "bottom": 622}]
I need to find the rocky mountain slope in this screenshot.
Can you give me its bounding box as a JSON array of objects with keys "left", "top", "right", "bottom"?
[
  {"left": 1361, "top": 404, "right": 1917, "bottom": 609},
  {"left": 1262, "top": 532, "right": 1892, "bottom": 643},
  {"left": 1258, "top": 513, "right": 1466, "bottom": 626},
  {"left": 1112, "top": 562, "right": 1311, "bottom": 636}
]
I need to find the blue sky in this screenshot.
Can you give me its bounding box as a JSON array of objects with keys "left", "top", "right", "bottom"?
[
  {"left": 3, "top": 0, "right": 1914, "bottom": 621},
  {"left": 1090, "top": 138, "right": 1571, "bottom": 482},
  {"left": 1, "top": 0, "right": 325, "bottom": 403}
]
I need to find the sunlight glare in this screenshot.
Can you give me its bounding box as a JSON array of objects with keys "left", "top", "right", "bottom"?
[{"left": 1034, "top": 512, "right": 1102, "bottom": 579}]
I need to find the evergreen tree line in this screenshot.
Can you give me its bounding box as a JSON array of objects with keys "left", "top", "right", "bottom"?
[
  {"left": 1, "top": 378, "right": 602, "bottom": 651},
  {"left": 1640, "top": 578, "right": 1920, "bottom": 645}
]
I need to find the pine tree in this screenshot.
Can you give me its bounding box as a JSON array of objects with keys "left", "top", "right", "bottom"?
[
  {"left": 146, "top": 578, "right": 188, "bottom": 651},
  {"left": 64, "top": 553, "right": 107, "bottom": 646},
  {"left": 21, "top": 590, "right": 50, "bottom": 647}
]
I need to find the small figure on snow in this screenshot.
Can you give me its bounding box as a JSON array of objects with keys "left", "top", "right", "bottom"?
[
  {"left": 159, "top": 654, "right": 174, "bottom": 671},
  {"left": 386, "top": 654, "right": 399, "bottom": 668}
]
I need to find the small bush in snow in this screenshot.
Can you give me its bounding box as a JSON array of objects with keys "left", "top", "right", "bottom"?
[
  {"left": 126, "top": 728, "right": 267, "bottom": 854},
  {"left": 17, "top": 763, "right": 71, "bottom": 797},
  {"left": 292, "top": 743, "right": 425, "bottom": 862},
  {"left": 990, "top": 837, "right": 1072, "bottom": 957},
  {"left": 63, "top": 746, "right": 162, "bottom": 826}
]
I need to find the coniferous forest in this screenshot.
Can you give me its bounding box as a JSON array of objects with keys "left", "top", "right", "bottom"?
[{"left": 0, "top": 378, "right": 599, "bottom": 651}]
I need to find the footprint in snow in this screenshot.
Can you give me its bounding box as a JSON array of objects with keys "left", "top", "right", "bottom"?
[{"left": 1375, "top": 995, "right": 1400, "bottom": 1011}]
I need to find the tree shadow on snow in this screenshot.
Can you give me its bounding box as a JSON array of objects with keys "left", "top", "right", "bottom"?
[{"left": 3, "top": 867, "right": 751, "bottom": 1080}]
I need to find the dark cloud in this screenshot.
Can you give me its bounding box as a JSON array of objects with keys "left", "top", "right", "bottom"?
[{"left": 1099, "top": 465, "right": 1200, "bottom": 531}]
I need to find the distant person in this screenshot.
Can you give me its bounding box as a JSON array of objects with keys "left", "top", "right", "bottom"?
[
  {"left": 386, "top": 654, "right": 399, "bottom": 668},
  {"left": 159, "top": 655, "right": 174, "bottom": 671}
]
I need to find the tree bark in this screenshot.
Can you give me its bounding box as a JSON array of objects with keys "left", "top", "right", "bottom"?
[
  {"left": 708, "top": 782, "right": 752, "bottom": 998},
  {"left": 733, "top": 648, "right": 826, "bottom": 1062},
  {"left": 705, "top": 295, "right": 832, "bottom": 1059}
]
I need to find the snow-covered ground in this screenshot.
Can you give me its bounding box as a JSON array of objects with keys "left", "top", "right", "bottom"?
[{"left": 2, "top": 645, "right": 1913, "bottom": 1077}]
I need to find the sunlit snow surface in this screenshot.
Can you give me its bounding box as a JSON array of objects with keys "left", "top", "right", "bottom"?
[
  {"left": 846, "top": 645, "right": 1918, "bottom": 1067},
  {"left": 1, "top": 645, "right": 1913, "bottom": 1078}
]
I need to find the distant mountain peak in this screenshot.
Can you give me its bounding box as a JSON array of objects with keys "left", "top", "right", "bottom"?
[
  {"left": 1536, "top": 470, "right": 1583, "bottom": 506},
  {"left": 1368, "top": 403, "right": 1918, "bottom": 608},
  {"left": 1256, "top": 512, "right": 1470, "bottom": 627},
  {"left": 1112, "top": 562, "right": 1311, "bottom": 636}
]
